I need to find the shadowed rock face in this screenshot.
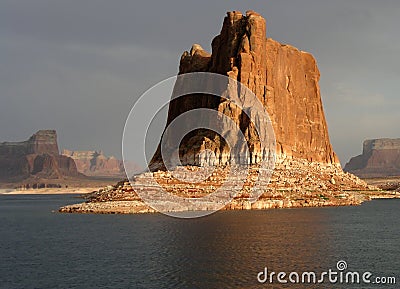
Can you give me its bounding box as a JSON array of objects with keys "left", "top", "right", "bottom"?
[
  {"left": 345, "top": 139, "right": 400, "bottom": 177},
  {"left": 0, "top": 130, "right": 80, "bottom": 180},
  {"left": 0, "top": 130, "right": 59, "bottom": 157},
  {"left": 151, "top": 10, "right": 338, "bottom": 169}
]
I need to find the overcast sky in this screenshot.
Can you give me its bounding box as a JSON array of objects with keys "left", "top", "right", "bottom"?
[{"left": 0, "top": 0, "right": 399, "bottom": 166}]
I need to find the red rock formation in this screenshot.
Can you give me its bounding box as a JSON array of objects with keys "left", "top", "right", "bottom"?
[
  {"left": 59, "top": 11, "right": 379, "bottom": 215},
  {"left": 0, "top": 130, "right": 80, "bottom": 180},
  {"left": 152, "top": 10, "right": 338, "bottom": 168},
  {"left": 345, "top": 139, "right": 400, "bottom": 177},
  {"left": 62, "top": 150, "right": 130, "bottom": 177},
  {"left": 27, "top": 130, "right": 59, "bottom": 155},
  {"left": 265, "top": 39, "right": 338, "bottom": 163}
]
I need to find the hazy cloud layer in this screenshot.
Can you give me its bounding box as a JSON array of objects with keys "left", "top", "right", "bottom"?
[{"left": 1, "top": 0, "right": 399, "bottom": 166}]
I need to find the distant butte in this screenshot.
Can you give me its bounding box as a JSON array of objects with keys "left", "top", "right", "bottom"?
[
  {"left": 62, "top": 150, "right": 129, "bottom": 177},
  {"left": 0, "top": 130, "right": 129, "bottom": 190},
  {"left": 0, "top": 130, "right": 81, "bottom": 187},
  {"left": 345, "top": 138, "right": 400, "bottom": 178}
]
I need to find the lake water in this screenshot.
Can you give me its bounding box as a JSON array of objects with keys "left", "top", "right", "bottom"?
[{"left": 0, "top": 194, "right": 398, "bottom": 288}]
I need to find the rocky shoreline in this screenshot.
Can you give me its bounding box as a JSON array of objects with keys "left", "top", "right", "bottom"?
[
  {"left": 58, "top": 192, "right": 400, "bottom": 215},
  {"left": 59, "top": 157, "right": 400, "bottom": 215},
  {"left": 58, "top": 190, "right": 400, "bottom": 215}
]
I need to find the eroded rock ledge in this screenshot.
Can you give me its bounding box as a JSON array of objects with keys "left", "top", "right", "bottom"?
[{"left": 59, "top": 157, "right": 397, "bottom": 214}]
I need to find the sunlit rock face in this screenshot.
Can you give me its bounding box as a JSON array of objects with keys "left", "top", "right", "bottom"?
[{"left": 150, "top": 10, "right": 338, "bottom": 170}]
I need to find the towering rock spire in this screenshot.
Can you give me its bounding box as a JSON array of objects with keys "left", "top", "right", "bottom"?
[{"left": 152, "top": 10, "right": 338, "bottom": 168}]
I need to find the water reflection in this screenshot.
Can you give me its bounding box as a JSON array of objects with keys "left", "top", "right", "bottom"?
[
  {"left": 155, "top": 209, "right": 335, "bottom": 288},
  {"left": 0, "top": 195, "right": 398, "bottom": 289}
]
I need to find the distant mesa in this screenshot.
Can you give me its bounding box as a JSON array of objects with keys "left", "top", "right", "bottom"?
[
  {"left": 0, "top": 130, "right": 133, "bottom": 189},
  {"left": 344, "top": 138, "right": 400, "bottom": 178},
  {"left": 0, "top": 130, "right": 81, "bottom": 181},
  {"left": 62, "top": 150, "right": 139, "bottom": 177}
]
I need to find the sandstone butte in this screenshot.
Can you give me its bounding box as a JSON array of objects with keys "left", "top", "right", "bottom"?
[
  {"left": 60, "top": 11, "right": 398, "bottom": 215},
  {"left": 345, "top": 138, "right": 400, "bottom": 178},
  {"left": 0, "top": 130, "right": 81, "bottom": 185}
]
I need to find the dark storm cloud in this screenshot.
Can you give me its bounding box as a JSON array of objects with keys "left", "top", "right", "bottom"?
[{"left": 0, "top": 0, "right": 399, "bottom": 165}]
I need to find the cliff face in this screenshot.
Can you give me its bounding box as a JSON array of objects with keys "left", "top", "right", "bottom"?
[
  {"left": 152, "top": 10, "right": 338, "bottom": 168},
  {"left": 62, "top": 150, "right": 127, "bottom": 177},
  {"left": 0, "top": 130, "right": 59, "bottom": 158},
  {"left": 265, "top": 39, "right": 337, "bottom": 163},
  {"left": 0, "top": 130, "right": 80, "bottom": 180},
  {"left": 345, "top": 139, "right": 400, "bottom": 177}
]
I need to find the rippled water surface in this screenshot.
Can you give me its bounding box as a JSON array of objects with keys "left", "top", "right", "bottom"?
[{"left": 0, "top": 194, "right": 398, "bottom": 288}]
